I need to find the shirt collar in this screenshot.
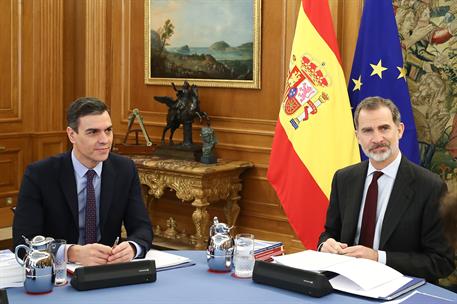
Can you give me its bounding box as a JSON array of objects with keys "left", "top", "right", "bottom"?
[
  {"left": 367, "top": 152, "right": 402, "bottom": 179},
  {"left": 71, "top": 149, "right": 103, "bottom": 178}
]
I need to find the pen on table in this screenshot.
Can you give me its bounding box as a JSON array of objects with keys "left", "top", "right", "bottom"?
[{"left": 112, "top": 236, "right": 119, "bottom": 249}]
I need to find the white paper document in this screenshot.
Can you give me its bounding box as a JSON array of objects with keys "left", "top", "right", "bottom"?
[
  {"left": 144, "top": 250, "right": 192, "bottom": 269},
  {"left": 0, "top": 249, "right": 25, "bottom": 288},
  {"left": 273, "top": 250, "right": 352, "bottom": 271},
  {"left": 273, "top": 250, "right": 424, "bottom": 300},
  {"left": 67, "top": 249, "right": 193, "bottom": 273}
]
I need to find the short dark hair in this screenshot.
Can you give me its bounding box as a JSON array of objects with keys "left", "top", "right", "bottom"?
[
  {"left": 353, "top": 96, "right": 401, "bottom": 129},
  {"left": 67, "top": 97, "right": 109, "bottom": 132}
]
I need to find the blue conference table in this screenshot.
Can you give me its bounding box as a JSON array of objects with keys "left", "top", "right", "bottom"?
[{"left": 7, "top": 251, "right": 457, "bottom": 304}]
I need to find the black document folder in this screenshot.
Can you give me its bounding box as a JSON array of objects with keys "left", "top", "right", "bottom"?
[{"left": 273, "top": 250, "right": 426, "bottom": 300}]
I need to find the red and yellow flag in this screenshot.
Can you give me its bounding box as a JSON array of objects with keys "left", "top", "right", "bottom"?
[{"left": 267, "top": 0, "right": 359, "bottom": 249}]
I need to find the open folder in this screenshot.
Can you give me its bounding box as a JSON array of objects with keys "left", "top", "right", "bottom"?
[
  {"left": 273, "top": 250, "right": 425, "bottom": 300},
  {"left": 67, "top": 249, "right": 195, "bottom": 274}
]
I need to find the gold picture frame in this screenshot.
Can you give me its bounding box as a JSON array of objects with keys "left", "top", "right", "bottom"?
[{"left": 144, "top": 0, "right": 261, "bottom": 89}]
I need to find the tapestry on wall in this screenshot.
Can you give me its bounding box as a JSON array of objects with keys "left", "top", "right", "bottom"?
[{"left": 395, "top": 0, "right": 457, "bottom": 190}]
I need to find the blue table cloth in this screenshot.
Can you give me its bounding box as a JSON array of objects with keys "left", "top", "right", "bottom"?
[{"left": 7, "top": 251, "right": 457, "bottom": 304}]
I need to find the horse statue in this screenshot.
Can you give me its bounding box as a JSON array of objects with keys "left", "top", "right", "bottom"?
[{"left": 154, "top": 81, "right": 208, "bottom": 147}]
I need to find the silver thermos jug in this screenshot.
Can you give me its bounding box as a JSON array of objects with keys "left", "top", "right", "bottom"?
[
  {"left": 15, "top": 235, "right": 55, "bottom": 294},
  {"left": 207, "top": 217, "right": 234, "bottom": 272}
]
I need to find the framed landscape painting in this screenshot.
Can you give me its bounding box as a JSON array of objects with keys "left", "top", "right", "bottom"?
[{"left": 144, "top": 0, "right": 261, "bottom": 89}]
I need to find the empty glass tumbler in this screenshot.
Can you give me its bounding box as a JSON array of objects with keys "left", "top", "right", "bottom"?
[
  {"left": 233, "top": 233, "right": 255, "bottom": 278},
  {"left": 50, "top": 239, "right": 67, "bottom": 286}
]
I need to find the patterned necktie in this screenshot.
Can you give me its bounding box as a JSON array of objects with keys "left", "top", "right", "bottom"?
[
  {"left": 359, "top": 171, "right": 383, "bottom": 248},
  {"left": 85, "top": 170, "right": 97, "bottom": 244}
]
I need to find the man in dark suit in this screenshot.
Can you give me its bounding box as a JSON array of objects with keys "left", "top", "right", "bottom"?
[
  {"left": 13, "top": 97, "right": 153, "bottom": 266},
  {"left": 318, "top": 96, "right": 454, "bottom": 282}
]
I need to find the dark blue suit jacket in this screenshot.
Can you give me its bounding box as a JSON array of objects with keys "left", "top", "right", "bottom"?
[
  {"left": 319, "top": 156, "right": 454, "bottom": 282},
  {"left": 13, "top": 151, "right": 153, "bottom": 255}
]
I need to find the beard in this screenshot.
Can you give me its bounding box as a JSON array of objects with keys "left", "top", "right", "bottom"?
[{"left": 362, "top": 143, "right": 392, "bottom": 162}]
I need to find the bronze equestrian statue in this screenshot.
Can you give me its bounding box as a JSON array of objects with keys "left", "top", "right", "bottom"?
[{"left": 154, "top": 81, "right": 208, "bottom": 147}]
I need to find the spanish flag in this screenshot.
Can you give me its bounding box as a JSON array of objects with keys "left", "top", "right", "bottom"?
[{"left": 267, "top": 0, "right": 359, "bottom": 249}]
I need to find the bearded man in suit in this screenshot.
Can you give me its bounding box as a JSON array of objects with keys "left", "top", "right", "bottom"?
[
  {"left": 13, "top": 97, "right": 153, "bottom": 266},
  {"left": 318, "top": 96, "right": 454, "bottom": 282}
]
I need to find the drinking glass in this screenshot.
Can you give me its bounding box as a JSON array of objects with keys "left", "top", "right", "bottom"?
[
  {"left": 50, "top": 239, "right": 67, "bottom": 286},
  {"left": 233, "top": 233, "right": 255, "bottom": 278}
]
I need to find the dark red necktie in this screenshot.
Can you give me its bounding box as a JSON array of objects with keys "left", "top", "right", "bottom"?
[
  {"left": 85, "top": 170, "right": 97, "bottom": 244},
  {"left": 359, "top": 171, "right": 383, "bottom": 248}
]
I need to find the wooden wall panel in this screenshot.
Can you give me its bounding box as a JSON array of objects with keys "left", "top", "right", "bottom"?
[
  {"left": 114, "top": 0, "right": 283, "bottom": 122},
  {"left": 0, "top": 0, "right": 21, "bottom": 132},
  {"left": 0, "top": 151, "right": 20, "bottom": 194},
  {"left": 30, "top": 0, "right": 64, "bottom": 132},
  {"left": 31, "top": 132, "right": 68, "bottom": 161},
  {"left": 0, "top": 0, "right": 13, "bottom": 111},
  {"left": 105, "top": 0, "right": 365, "bottom": 253},
  {"left": 0, "top": 0, "right": 66, "bottom": 132},
  {"left": 110, "top": 0, "right": 131, "bottom": 127},
  {"left": 0, "top": 0, "right": 365, "bottom": 251},
  {"left": 0, "top": 208, "right": 14, "bottom": 228},
  {"left": 63, "top": 0, "right": 110, "bottom": 104},
  {"left": 84, "top": 0, "right": 108, "bottom": 100},
  {"left": 108, "top": 0, "right": 294, "bottom": 252},
  {"left": 63, "top": 0, "right": 77, "bottom": 110},
  {"left": 0, "top": 136, "right": 30, "bottom": 199},
  {"left": 339, "top": 0, "right": 363, "bottom": 81},
  {"left": 0, "top": 0, "right": 69, "bottom": 247}
]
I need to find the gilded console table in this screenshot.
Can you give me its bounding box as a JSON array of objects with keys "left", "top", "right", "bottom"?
[{"left": 135, "top": 157, "right": 253, "bottom": 249}]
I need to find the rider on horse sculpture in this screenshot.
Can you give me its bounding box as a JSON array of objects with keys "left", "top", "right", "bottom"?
[{"left": 154, "top": 81, "right": 208, "bottom": 147}]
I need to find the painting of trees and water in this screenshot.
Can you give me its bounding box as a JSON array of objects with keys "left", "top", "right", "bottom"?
[{"left": 145, "top": 0, "right": 261, "bottom": 88}]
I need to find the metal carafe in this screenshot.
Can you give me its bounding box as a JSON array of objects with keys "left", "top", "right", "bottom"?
[
  {"left": 207, "top": 217, "right": 234, "bottom": 272},
  {"left": 15, "top": 235, "right": 55, "bottom": 294}
]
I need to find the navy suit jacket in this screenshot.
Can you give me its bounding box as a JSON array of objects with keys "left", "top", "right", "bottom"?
[
  {"left": 13, "top": 151, "right": 153, "bottom": 255},
  {"left": 318, "top": 156, "right": 454, "bottom": 282}
]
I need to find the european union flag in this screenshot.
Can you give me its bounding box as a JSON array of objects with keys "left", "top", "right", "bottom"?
[{"left": 348, "top": 0, "right": 420, "bottom": 164}]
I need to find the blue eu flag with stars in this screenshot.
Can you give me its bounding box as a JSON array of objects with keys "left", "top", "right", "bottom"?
[{"left": 348, "top": 0, "right": 420, "bottom": 164}]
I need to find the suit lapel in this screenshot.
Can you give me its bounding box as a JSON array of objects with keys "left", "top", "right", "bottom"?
[
  {"left": 60, "top": 152, "right": 79, "bottom": 228},
  {"left": 341, "top": 161, "right": 368, "bottom": 245},
  {"left": 379, "top": 156, "right": 415, "bottom": 248},
  {"left": 99, "top": 156, "right": 115, "bottom": 232}
]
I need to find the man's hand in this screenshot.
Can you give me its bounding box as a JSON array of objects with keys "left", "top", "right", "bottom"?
[
  {"left": 341, "top": 245, "right": 378, "bottom": 261},
  {"left": 107, "top": 241, "right": 135, "bottom": 264},
  {"left": 68, "top": 244, "right": 112, "bottom": 266},
  {"left": 320, "top": 238, "right": 348, "bottom": 254}
]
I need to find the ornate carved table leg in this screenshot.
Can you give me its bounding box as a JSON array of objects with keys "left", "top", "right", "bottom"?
[
  {"left": 142, "top": 186, "right": 156, "bottom": 212},
  {"left": 190, "top": 197, "right": 210, "bottom": 249},
  {"left": 224, "top": 182, "right": 242, "bottom": 228}
]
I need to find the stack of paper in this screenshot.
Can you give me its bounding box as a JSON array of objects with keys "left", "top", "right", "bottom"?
[
  {"left": 254, "top": 239, "right": 284, "bottom": 262},
  {"left": 67, "top": 249, "right": 194, "bottom": 273},
  {"left": 0, "top": 249, "right": 24, "bottom": 288},
  {"left": 273, "top": 250, "right": 425, "bottom": 300}
]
